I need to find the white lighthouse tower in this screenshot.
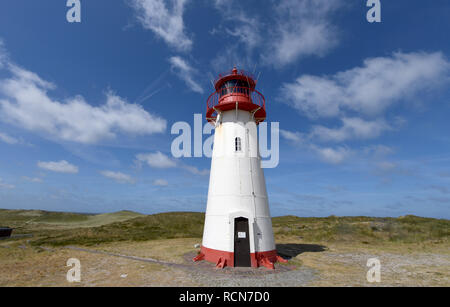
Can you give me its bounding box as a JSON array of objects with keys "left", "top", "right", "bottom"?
[{"left": 194, "top": 68, "right": 286, "bottom": 269}]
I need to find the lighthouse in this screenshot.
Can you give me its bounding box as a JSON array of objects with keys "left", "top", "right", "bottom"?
[{"left": 194, "top": 67, "right": 286, "bottom": 269}]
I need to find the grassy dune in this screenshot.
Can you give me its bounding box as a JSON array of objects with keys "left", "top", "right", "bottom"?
[
  {"left": 35, "top": 210, "right": 144, "bottom": 228},
  {"left": 1, "top": 209, "right": 448, "bottom": 247},
  {"left": 30, "top": 212, "right": 205, "bottom": 246},
  {"left": 272, "top": 215, "right": 450, "bottom": 244},
  {"left": 0, "top": 209, "right": 143, "bottom": 229},
  {"left": 1, "top": 209, "right": 449, "bottom": 286}
]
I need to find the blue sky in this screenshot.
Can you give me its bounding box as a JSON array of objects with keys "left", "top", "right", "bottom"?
[{"left": 0, "top": 0, "right": 449, "bottom": 218}]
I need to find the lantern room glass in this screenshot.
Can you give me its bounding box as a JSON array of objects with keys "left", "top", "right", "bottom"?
[{"left": 219, "top": 80, "right": 250, "bottom": 97}]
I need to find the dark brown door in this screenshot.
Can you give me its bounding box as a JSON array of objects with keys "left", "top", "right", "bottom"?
[{"left": 234, "top": 217, "right": 251, "bottom": 267}]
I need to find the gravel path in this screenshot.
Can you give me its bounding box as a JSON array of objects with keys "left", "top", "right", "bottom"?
[
  {"left": 65, "top": 246, "right": 449, "bottom": 286},
  {"left": 65, "top": 246, "right": 317, "bottom": 287},
  {"left": 180, "top": 252, "right": 317, "bottom": 287},
  {"left": 320, "top": 251, "right": 450, "bottom": 286},
  {"left": 185, "top": 266, "right": 317, "bottom": 287}
]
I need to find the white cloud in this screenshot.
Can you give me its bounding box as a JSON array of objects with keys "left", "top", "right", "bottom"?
[
  {"left": 100, "top": 171, "right": 135, "bottom": 184},
  {"left": 279, "top": 52, "right": 450, "bottom": 166},
  {"left": 130, "top": 0, "right": 192, "bottom": 51},
  {"left": 180, "top": 164, "right": 209, "bottom": 176},
  {"left": 22, "top": 176, "right": 43, "bottom": 183},
  {"left": 213, "top": 1, "right": 261, "bottom": 51},
  {"left": 209, "top": 46, "right": 255, "bottom": 76},
  {"left": 312, "top": 146, "right": 352, "bottom": 164},
  {"left": 374, "top": 161, "right": 412, "bottom": 177},
  {"left": 136, "top": 151, "right": 209, "bottom": 175},
  {"left": 281, "top": 117, "right": 392, "bottom": 147},
  {"left": 376, "top": 161, "right": 397, "bottom": 172},
  {"left": 363, "top": 145, "right": 395, "bottom": 158},
  {"left": 153, "top": 179, "right": 169, "bottom": 186},
  {"left": 279, "top": 127, "right": 353, "bottom": 164},
  {"left": 136, "top": 151, "right": 177, "bottom": 168},
  {"left": 0, "top": 132, "right": 19, "bottom": 144},
  {"left": 279, "top": 129, "right": 304, "bottom": 143},
  {"left": 0, "top": 178, "right": 15, "bottom": 190},
  {"left": 212, "top": 0, "right": 342, "bottom": 67},
  {"left": 169, "top": 56, "right": 204, "bottom": 93},
  {"left": 224, "top": 15, "right": 261, "bottom": 51},
  {"left": 0, "top": 62, "right": 167, "bottom": 144},
  {"left": 0, "top": 39, "right": 7, "bottom": 69},
  {"left": 282, "top": 52, "right": 450, "bottom": 118},
  {"left": 311, "top": 117, "right": 391, "bottom": 142},
  {"left": 37, "top": 160, "right": 79, "bottom": 174},
  {"left": 263, "top": 0, "right": 343, "bottom": 67}
]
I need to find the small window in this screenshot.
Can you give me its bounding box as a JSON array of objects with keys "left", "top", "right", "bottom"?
[{"left": 235, "top": 137, "right": 242, "bottom": 152}]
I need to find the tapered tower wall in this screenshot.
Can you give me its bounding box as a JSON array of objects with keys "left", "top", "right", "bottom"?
[{"left": 200, "top": 109, "right": 276, "bottom": 267}]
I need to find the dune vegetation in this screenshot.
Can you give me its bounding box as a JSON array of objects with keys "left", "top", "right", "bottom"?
[{"left": 1, "top": 209, "right": 448, "bottom": 247}]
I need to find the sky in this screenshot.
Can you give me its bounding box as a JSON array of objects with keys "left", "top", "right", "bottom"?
[{"left": 0, "top": 0, "right": 449, "bottom": 218}]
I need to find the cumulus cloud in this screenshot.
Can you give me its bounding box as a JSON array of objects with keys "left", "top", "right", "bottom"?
[
  {"left": 22, "top": 176, "right": 43, "bottom": 183},
  {"left": 311, "top": 145, "right": 352, "bottom": 164},
  {"left": 311, "top": 117, "right": 392, "bottom": 142},
  {"left": 376, "top": 161, "right": 397, "bottom": 172},
  {"left": 282, "top": 52, "right": 450, "bottom": 118},
  {"left": 130, "top": 0, "right": 192, "bottom": 51},
  {"left": 136, "top": 151, "right": 177, "bottom": 168},
  {"left": 373, "top": 161, "right": 413, "bottom": 177},
  {"left": 100, "top": 171, "right": 135, "bottom": 184},
  {"left": 209, "top": 46, "right": 256, "bottom": 76},
  {"left": 281, "top": 118, "right": 392, "bottom": 152},
  {"left": 169, "top": 56, "right": 204, "bottom": 93},
  {"left": 136, "top": 151, "right": 209, "bottom": 175},
  {"left": 263, "top": 0, "right": 342, "bottom": 67},
  {"left": 224, "top": 15, "right": 261, "bottom": 51},
  {"left": 0, "top": 178, "right": 15, "bottom": 190},
  {"left": 212, "top": 0, "right": 342, "bottom": 67},
  {"left": 37, "top": 160, "right": 79, "bottom": 174},
  {"left": 180, "top": 165, "right": 209, "bottom": 176},
  {"left": 363, "top": 145, "right": 395, "bottom": 158},
  {"left": 213, "top": 1, "right": 261, "bottom": 51},
  {"left": 153, "top": 179, "right": 169, "bottom": 186},
  {"left": 279, "top": 129, "right": 304, "bottom": 143},
  {"left": 0, "top": 132, "right": 19, "bottom": 144},
  {"left": 0, "top": 39, "right": 7, "bottom": 69},
  {"left": 280, "top": 127, "right": 353, "bottom": 164},
  {"left": 278, "top": 52, "right": 450, "bottom": 166},
  {"left": 0, "top": 61, "right": 167, "bottom": 144}
]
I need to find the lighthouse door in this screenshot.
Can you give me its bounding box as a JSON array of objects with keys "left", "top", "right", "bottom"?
[{"left": 234, "top": 217, "right": 251, "bottom": 267}]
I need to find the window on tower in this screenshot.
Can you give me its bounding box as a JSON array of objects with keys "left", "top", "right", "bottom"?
[{"left": 235, "top": 137, "right": 242, "bottom": 152}]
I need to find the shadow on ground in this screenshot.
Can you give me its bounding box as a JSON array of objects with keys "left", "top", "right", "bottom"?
[{"left": 276, "top": 244, "right": 328, "bottom": 260}]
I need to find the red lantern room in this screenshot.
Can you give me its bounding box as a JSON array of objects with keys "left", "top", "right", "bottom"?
[{"left": 206, "top": 67, "right": 266, "bottom": 125}]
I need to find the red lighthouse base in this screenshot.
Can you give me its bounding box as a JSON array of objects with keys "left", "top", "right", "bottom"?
[{"left": 193, "top": 246, "right": 288, "bottom": 269}]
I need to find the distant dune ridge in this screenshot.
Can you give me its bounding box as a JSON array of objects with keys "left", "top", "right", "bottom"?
[{"left": 0, "top": 209, "right": 448, "bottom": 248}]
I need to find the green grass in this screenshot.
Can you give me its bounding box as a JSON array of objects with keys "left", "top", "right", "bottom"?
[
  {"left": 36, "top": 210, "right": 143, "bottom": 228},
  {"left": 30, "top": 212, "right": 205, "bottom": 246},
  {"left": 272, "top": 215, "right": 450, "bottom": 244},
  {"left": 1, "top": 209, "right": 448, "bottom": 247},
  {"left": 0, "top": 209, "right": 143, "bottom": 229}
]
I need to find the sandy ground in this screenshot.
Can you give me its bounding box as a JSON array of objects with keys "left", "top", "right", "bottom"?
[{"left": 0, "top": 238, "right": 449, "bottom": 287}]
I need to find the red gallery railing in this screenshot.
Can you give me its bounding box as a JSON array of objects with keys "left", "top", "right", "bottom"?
[{"left": 207, "top": 86, "right": 265, "bottom": 112}]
